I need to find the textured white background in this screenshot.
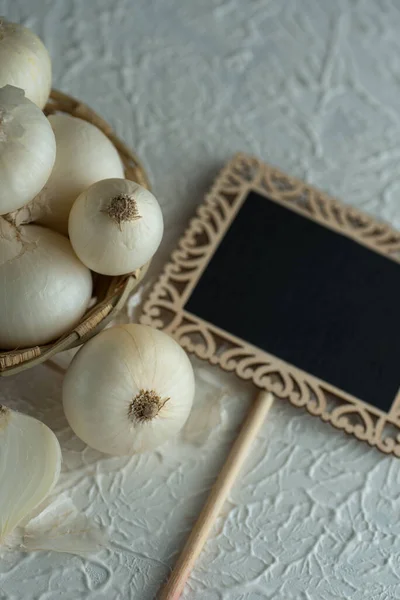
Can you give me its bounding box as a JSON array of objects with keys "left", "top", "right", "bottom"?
[{"left": 1, "top": 0, "right": 400, "bottom": 599}]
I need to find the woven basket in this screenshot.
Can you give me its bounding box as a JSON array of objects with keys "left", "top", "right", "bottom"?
[{"left": 0, "top": 89, "right": 151, "bottom": 377}]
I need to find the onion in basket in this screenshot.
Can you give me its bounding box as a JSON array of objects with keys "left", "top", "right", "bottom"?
[
  {"left": 0, "top": 19, "right": 51, "bottom": 108},
  {"left": 68, "top": 178, "right": 164, "bottom": 275},
  {"left": 0, "top": 219, "right": 92, "bottom": 349},
  {"left": 21, "top": 113, "right": 125, "bottom": 235},
  {"left": 0, "top": 85, "right": 56, "bottom": 215}
]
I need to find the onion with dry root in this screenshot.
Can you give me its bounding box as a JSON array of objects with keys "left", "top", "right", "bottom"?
[
  {"left": 63, "top": 324, "right": 195, "bottom": 455},
  {"left": 68, "top": 178, "right": 164, "bottom": 276},
  {"left": 20, "top": 114, "right": 125, "bottom": 235},
  {"left": 0, "top": 218, "right": 92, "bottom": 349}
]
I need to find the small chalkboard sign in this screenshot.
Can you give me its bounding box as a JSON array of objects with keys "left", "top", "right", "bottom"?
[{"left": 142, "top": 154, "right": 400, "bottom": 456}]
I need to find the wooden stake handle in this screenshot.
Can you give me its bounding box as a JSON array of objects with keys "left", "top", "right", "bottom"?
[{"left": 158, "top": 390, "right": 274, "bottom": 600}]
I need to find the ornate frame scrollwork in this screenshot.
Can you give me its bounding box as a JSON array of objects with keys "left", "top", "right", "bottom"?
[{"left": 141, "top": 153, "right": 400, "bottom": 456}]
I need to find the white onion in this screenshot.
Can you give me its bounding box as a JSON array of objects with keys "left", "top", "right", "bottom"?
[
  {"left": 0, "top": 219, "right": 92, "bottom": 349},
  {"left": 0, "top": 406, "right": 61, "bottom": 544},
  {"left": 26, "top": 114, "right": 125, "bottom": 234},
  {"left": 0, "top": 19, "right": 51, "bottom": 108},
  {"left": 69, "top": 178, "right": 164, "bottom": 275},
  {"left": 0, "top": 85, "right": 56, "bottom": 215},
  {"left": 63, "top": 324, "right": 195, "bottom": 455}
]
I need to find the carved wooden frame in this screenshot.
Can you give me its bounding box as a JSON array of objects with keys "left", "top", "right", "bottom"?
[{"left": 141, "top": 153, "right": 400, "bottom": 456}]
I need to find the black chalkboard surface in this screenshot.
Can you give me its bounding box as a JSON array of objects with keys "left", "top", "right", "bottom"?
[
  {"left": 186, "top": 191, "right": 400, "bottom": 413},
  {"left": 142, "top": 154, "right": 400, "bottom": 455}
]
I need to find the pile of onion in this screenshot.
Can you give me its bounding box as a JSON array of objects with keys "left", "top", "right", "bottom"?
[
  {"left": 0, "top": 21, "right": 194, "bottom": 552},
  {"left": 0, "top": 18, "right": 164, "bottom": 351}
]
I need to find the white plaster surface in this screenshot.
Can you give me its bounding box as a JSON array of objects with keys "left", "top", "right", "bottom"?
[{"left": 1, "top": 1, "right": 400, "bottom": 598}]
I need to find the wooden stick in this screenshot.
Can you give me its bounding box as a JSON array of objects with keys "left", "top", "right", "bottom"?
[{"left": 158, "top": 390, "right": 274, "bottom": 600}]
